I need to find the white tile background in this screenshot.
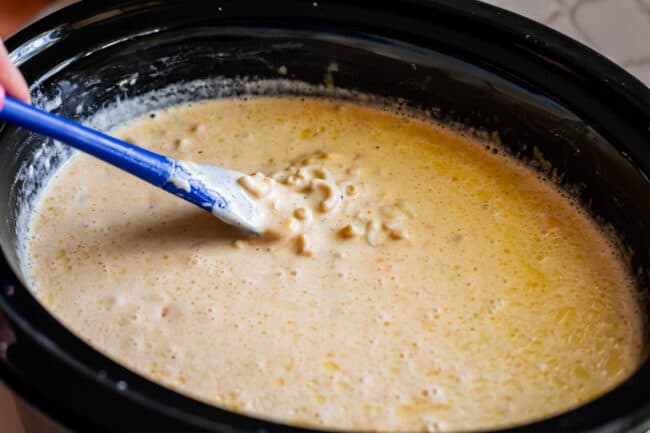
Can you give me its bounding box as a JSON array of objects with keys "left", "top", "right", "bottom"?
[
  {"left": 1, "top": 1, "right": 648, "bottom": 432},
  {"left": 481, "top": 0, "right": 650, "bottom": 85}
]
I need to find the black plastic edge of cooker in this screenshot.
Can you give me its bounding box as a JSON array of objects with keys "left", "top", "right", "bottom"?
[{"left": 0, "top": 1, "right": 649, "bottom": 433}]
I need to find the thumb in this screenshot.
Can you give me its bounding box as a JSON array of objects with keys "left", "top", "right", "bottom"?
[{"left": 0, "top": 40, "right": 31, "bottom": 104}]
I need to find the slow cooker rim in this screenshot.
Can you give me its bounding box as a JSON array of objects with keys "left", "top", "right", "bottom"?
[
  {"left": 0, "top": 1, "right": 649, "bottom": 432},
  {"left": 6, "top": 0, "right": 650, "bottom": 116}
]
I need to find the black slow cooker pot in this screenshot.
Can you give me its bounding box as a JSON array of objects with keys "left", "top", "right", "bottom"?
[{"left": 0, "top": 1, "right": 649, "bottom": 432}]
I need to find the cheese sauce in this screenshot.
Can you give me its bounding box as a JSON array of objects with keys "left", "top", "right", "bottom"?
[{"left": 26, "top": 98, "right": 643, "bottom": 432}]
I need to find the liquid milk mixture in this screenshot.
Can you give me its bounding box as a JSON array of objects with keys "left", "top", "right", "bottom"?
[{"left": 25, "top": 97, "right": 643, "bottom": 431}]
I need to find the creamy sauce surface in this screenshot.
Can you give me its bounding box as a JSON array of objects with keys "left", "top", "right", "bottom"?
[{"left": 26, "top": 98, "right": 643, "bottom": 432}]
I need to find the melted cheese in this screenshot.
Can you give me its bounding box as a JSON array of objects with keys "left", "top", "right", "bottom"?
[{"left": 26, "top": 97, "right": 643, "bottom": 432}]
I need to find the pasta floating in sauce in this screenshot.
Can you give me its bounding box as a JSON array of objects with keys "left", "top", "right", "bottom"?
[{"left": 26, "top": 97, "right": 643, "bottom": 432}]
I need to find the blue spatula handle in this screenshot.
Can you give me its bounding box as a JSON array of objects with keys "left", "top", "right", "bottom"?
[
  {"left": 0, "top": 87, "right": 173, "bottom": 186},
  {"left": 0, "top": 85, "right": 221, "bottom": 213}
]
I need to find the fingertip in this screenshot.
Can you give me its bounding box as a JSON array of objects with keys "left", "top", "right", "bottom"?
[
  {"left": 18, "top": 86, "right": 32, "bottom": 105},
  {"left": 0, "top": 41, "right": 31, "bottom": 104},
  {"left": 11, "top": 65, "right": 31, "bottom": 104},
  {"left": 10, "top": 85, "right": 31, "bottom": 105},
  {"left": 3, "top": 70, "right": 31, "bottom": 104},
  {"left": 2, "top": 81, "right": 31, "bottom": 104}
]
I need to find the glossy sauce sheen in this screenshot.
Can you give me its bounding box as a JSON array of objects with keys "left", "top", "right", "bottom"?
[{"left": 26, "top": 98, "right": 643, "bottom": 432}]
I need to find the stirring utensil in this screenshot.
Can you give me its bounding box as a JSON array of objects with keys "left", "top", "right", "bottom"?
[{"left": 0, "top": 85, "right": 263, "bottom": 234}]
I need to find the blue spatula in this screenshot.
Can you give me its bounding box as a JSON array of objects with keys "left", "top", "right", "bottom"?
[{"left": 0, "top": 85, "right": 262, "bottom": 234}]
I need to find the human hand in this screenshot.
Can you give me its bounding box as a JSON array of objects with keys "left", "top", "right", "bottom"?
[{"left": 0, "top": 39, "right": 30, "bottom": 103}]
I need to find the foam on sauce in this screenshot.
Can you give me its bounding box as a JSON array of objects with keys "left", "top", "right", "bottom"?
[{"left": 26, "top": 97, "right": 643, "bottom": 432}]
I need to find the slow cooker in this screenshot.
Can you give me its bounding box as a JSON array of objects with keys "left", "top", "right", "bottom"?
[{"left": 0, "top": 1, "right": 649, "bottom": 432}]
